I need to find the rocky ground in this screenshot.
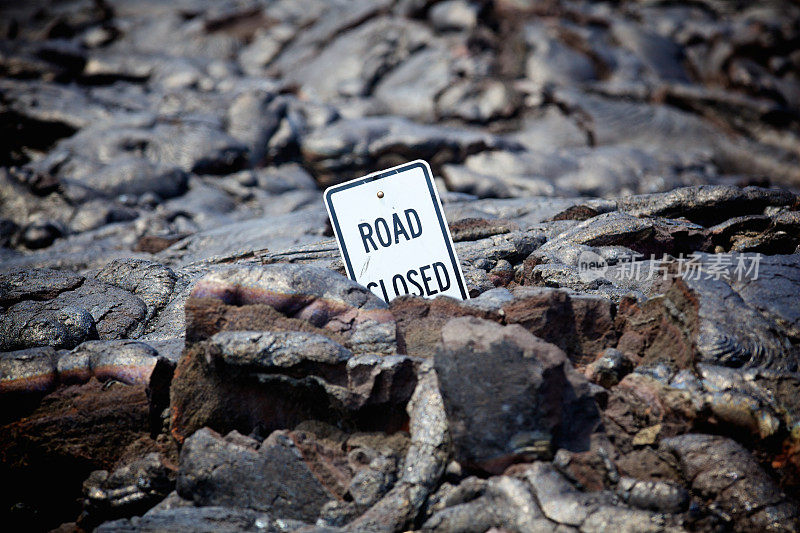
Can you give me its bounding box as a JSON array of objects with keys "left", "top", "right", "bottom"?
[{"left": 2, "top": 0, "right": 800, "bottom": 531}]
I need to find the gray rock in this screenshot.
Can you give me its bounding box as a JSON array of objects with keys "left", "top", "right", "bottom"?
[
  {"left": 177, "top": 428, "right": 334, "bottom": 521},
  {"left": 155, "top": 208, "right": 328, "bottom": 267},
  {"left": 206, "top": 330, "right": 353, "bottom": 369},
  {"left": 96, "top": 506, "right": 281, "bottom": 533},
  {"left": 443, "top": 150, "right": 577, "bottom": 198},
  {"left": 300, "top": 115, "right": 520, "bottom": 185},
  {"left": 82, "top": 452, "right": 175, "bottom": 528},
  {"left": 445, "top": 197, "right": 593, "bottom": 229},
  {"left": 253, "top": 164, "right": 318, "bottom": 194},
  {"left": 435, "top": 317, "right": 600, "bottom": 473},
  {"left": 138, "top": 267, "right": 200, "bottom": 342},
  {"left": 554, "top": 90, "right": 800, "bottom": 185},
  {"left": 617, "top": 185, "right": 796, "bottom": 226},
  {"left": 373, "top": 46, "right": 456, "bottom": 121},
  {"left": 615, "top": 477, "right": 690, "bottom": 514},
  {"left": 69, "top": 200, "right": 140, "bottom": 233},
  {"left": 664, "top": 434, "right": 800, "bottom": 532},
  {"left": 422, "top": 475, "right": 551, "bottom": 532},
  {"left": 437, "top": 79, "right": 520, "bottom": 124},
  {"left": 0, "top": 268, "right": 84, "bottom": 306},
  {"left": 96, "top": 259, "right": 177, "bottom": 324},
  {"left": 521, "top": 462, "right": 612, "bottom": 526},
  {"left": 684, "top": 253, "right": 800, "bottom": 371},
  {"left": 429, "top": 1, "right": 479, "bottom": 32},
  {"left": 0, "top": 78, "right": 120, "bottom": 131},
  {"left": 266, "top": 0, "right": 396, "bottom": 77},
  {"left": 284, "top": 17, "right": 431, "bottom": 102},
  {"left": 442, "top": 161, "right": 558, "bottom": 198},
  {"left": 348, "top": 454, "right": 396, "bottom": 507},
  {"left": 347, "top": 360, "right": 449, "bottom": 532},
  {"left": 610, "top": 21, "right": 688, "bottom": 82},
  {"left": 534, "top": 211, "right": 709, "bottom": 259},
  {"left": 0, "top": 272, "right": 152, "bottom": 351},
  {"left": 63, "top": 158, "right": 189, "bottom": 203},
  {"left": 28, "top": 119, "right": 244, "bottom": 208},
  {"left": 0, "top": 299, "right": 98, "bottom": 351},
  {"left": 0, "top": 170, "right": 75, "bottom": 243},
  {"left": 525, "top": 22, "right": 596, "bottom": 86},
  {"left": 585, "top": 349, "right": 635, "bottom": 389},
  {"left": 521, "top": 463, "right": 687, "bottom": 532},
  {"left": 510, "top": 107, "right": 588, "bottom": 151},
  {"left": 424, "top": 460, "right": 687, "bottom": 532},
  {"left": 225, "top": 88, "right": 281, "bottom": 165}
]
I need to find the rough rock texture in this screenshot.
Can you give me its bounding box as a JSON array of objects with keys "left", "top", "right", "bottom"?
[
  {"left": 184, "top": 264, "right": 396, "bottom": 354},
  {"left": 2, "top": 0, "right": 800, "bottom": 531},
  {"left": 391, "top": 286, "right": 618, "bottom": 366},
  {"left": 177, "top": 428, "right": 335, "bottom": 521},
  {"left": 96, "top": 506, "right": 279, "bottom": 533},
  {"left": 170, "top": 328, "right": 415, "bottom": 443},
  {"left": 664, "top": 434, "right": 800, "bottom": 532},
  {"left": 435, "top": 317, "right": 600, "bottom": 473},
  {"left": 0, "top": 379, "right": 153, "bottom": 530}
]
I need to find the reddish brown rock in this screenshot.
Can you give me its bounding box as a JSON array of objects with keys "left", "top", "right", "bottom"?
[
  {"left": 392, "top": 287, "right": 618, "bottom": 365},
  {"left": 448, "top": 217, "right": 519, "bottom": 242},
  {"left": 185, "top": 264, "right": 396, "bottom": 355},
  {"left": 601, "top": 373, "right": 698, "bottom": 486},
  {"left": 615, "top": 277, "right": 699, "bottom": 371},
  {"left": 390, "top": 295, "right": 499, "bottom": 357},
  {"left": 0, "top": 379, "right": 151, "bottom": 531},
  {"left": 134, "top": 234, "right": 190, "bottom": 254},
  {"left": 170, "top": 330, "right": 416, "bottom": 443},
  {"left": 504, "top": 287, "right": 618, "bottom": 367},
  {"left": 604, "top": 373, "right": 697, "bottom": 449}
]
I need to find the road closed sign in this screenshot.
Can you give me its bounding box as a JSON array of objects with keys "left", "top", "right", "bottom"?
[{"left": 324, "top": 160, "right": 468, "bottom": 304}]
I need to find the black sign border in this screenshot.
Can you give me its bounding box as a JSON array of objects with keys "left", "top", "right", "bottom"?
[{"left": 324, "top": 160, "right": 468, "bottom": 301}]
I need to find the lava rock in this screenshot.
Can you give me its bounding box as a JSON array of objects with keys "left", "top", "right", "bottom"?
[
  {"left": 0, "top": 379, "right": 152, "bottom": 532},
  {"left": 95, "top": 259, "right": 178, "bottom": 324},
  {"left": 185, "top": 264, "right": 396, "bottom": 354},
  {"left": 0, "top": 299, "right": 98, "bottom": 351},
  {"left": 169, "top": 329, "right": 415, "bottom": 443},
  {"left": 284, "top": 17, "right": 432, "bottom": 102},
  {"left": 435, "top": 316, "right": 600, "bottom": 473},
  {"left": 391, "top": 286, "right": 618, "bottom": 365},
  {"left": 617, "top": 185, "right": 796, "bottom": 227},
  {"left": 96, "top": 506, "right": 280, "bottom": 532},
  {"left": 0, "top": 346, "right": 60, "bottom": 395},
  {"left": 664, "top": 434, "right": 800, "bottom": 532},
  {"left": 81, "top": 452, "right": 176, "bottom": 529},
  {"left": 177, "top": 428, "right": 335, "bottom": 521},
  {"left": 301, "top": 115, "right": 520, "bottom": 185},
  {"left": 1, "top": 277, "right": 147, "bottom": 350},
  {"left": 0, "top": 268, "right": 84, "bottom": 307}
]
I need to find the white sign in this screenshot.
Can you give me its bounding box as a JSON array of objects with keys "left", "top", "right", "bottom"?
[{"left": 324, "top": 160, "right": 468, "bottom": 304}]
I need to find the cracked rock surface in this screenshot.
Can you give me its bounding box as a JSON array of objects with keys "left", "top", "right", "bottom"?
[{"left": 1, "top": 0, "right": 800, "bottom": 531}]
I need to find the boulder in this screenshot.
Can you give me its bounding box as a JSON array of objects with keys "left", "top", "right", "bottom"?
[
  {"left": 185, "top": 264, "right": 396, "bottom": 354},
  {"left": 434, "top": 317, "right": 600, "bottom": 473},
  {"left": 177, "top": 428, "right": 335, "bottom": 521}
]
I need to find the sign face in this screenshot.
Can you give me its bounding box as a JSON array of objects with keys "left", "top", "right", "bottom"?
[{"left": 324, "top": 160, "right": 468, "bottom": 304}]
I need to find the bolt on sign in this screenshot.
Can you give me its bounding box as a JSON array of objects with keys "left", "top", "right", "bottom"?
[{"left": 324, "top": 160, "right": 468, "bottom": 304}]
